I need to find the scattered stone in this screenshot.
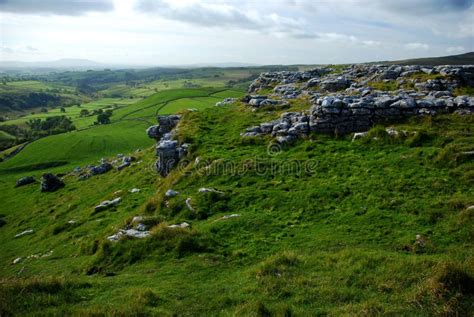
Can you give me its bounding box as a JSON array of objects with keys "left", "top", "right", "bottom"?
[
  {"left": 132, "top": 216, "right": 143, "bottom": 223},
  {"left": 215, "top": 98, "right": 237, "bottom": 106},
  {"left": 94, "top": 197, "right": 121, "bottom": 212},
  {"left": 136, "top": 223, "right": 147, "bottom": 231},
  {"left": 130, "top": 188, "right": 140, "bottom": 193},
  {"left": 168, "top": 222, "right": 190, "bottom": 229},
  {"left": 165, "top": 189, "right": 179, "bottom": 197},
  {"left": 68, "top": 220, "right": 76, "bottom": 224},
  {"left": 185, "top": 198, "right": 195, "bottom": 212},
  {"left": 352, "top": 132, "right": 368, "bottom": 141},
  {"left": 89, "top": 161, "right": 113, "bottom": 175},
  {"left": 117, "top": 156, "right": 133, "bottom": 170},
  {"left": 15, "top": 176, "right": 35, "bottom": 188},
  {"left": 415, "top": 234, "right": 426, "bottom": 248},
  {"left": 221, "top": 214, "right": 241, "bottom": 219},
  {"left": 40, "top": 173, "right": 64, "bottom": 192},
  {"left": 12, "top": 257, "right": 22, "bottom": 264},
  {"left": 15, "top": 229, "right": 34, "bottom": 238},
  {"left": 198, "top": 187, "right": 224, "bottom": 194},
  {"left": 107, "top": 229, "right": 150, "bottom": 242}
]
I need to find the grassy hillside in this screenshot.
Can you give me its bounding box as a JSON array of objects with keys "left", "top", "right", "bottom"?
[
  {"left": 0, "top": 93, "right": 472, "bottom": 315},
  {"left": 0, "top": 87, "right": 244, "bottom": 170}
]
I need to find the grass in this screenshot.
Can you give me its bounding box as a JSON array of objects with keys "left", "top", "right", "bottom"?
[
  {"left": 454, "top": 86, "right": 474, "bottom": 96},
  {"left": 1, "top": 98, "right": 137, "bottom": 129},
  {"left": 0, "top": 91, "right": 473, "bottom": 315},
  {"left": 0, "top": 120, "right": 154, "bottom": 174},
  {"left": 368, "top": 80, "right": 399, "bottom": 91}
]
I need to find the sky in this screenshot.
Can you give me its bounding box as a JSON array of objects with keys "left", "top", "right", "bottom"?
[{"left": 0, "top": 0, "right": 473, "bottom": 65}]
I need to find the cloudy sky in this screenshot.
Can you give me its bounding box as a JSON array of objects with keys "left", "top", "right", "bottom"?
[{"left": 0, "top": 0, "right": 473, "bottom": 65}]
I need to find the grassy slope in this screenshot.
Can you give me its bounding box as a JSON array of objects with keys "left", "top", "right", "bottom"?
[
  {"left": 0, "top": 95, "right": 473, "bottom": 315},
  {"left": 0, "top": 87, "right": 244, "bottom": 174}
]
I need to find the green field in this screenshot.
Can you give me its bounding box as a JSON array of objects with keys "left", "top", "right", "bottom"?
[
  {"left": 1, "top": 98, "right": 137, "bottom": 129},
  {"left": 0, "top": 87, "right": 245, "bottom": 174},
  {"left": 0, "top": 97, "right": 472, "bottom": 315},
  {"left": 0, "top": 63, "right": 473, "bottom": 316}
]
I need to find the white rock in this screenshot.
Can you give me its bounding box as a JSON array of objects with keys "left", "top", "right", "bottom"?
[
  {"left": 352, "top": 132, "right": 368, "bottom": 141},
  {"left": 131, "top": 216, "right": 143, "bottom": 223},
  {"left": 12, "top": 257, "right": 22, "bottom": 264},
  {"left": 94, "top": 197, "right": 121, "bottom": 211},
  {"left": 15, "top": 229, "right": 34, "bottom": 238},
  {"left": 198, "top": 187, "right": 224, "bottom": 194},
  {"left": 136, "top": 223, "right": 147, "bottom": 231},
  {"left": 168, "top": 222, "right": 190, "bottom": 229},
  {"left": 185, "top": 198, "right": 195, "bottom": 212},
  {"left": 222, "top": 214, "right": 241, "bottom": 219},
  {"left": 122, "top": 229, "right": 150, "bottom": 239},
  {"left": 165, "top": 189, "right": 179, "bottom": 197},
  {"left": 130, "top": 188, "right": 140, "bottom": 193}
]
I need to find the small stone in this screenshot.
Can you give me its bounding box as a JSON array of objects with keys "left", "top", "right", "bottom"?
[
  {"left": 12, "top": 257, "right": 22, "bottom": 264},
  {"left": 94, "top": 197, "right": 121, "bottom": 212},
  {"left": 15, "top": 229, "right": 34, "bottom": 238},
  {"left": 15, "top": 176, "right": 35, "bottom": 188},
  {"left": 130, "top": 188, "right": 140, "bottom": 193},
  {"left": 165, "top": 189, "right": 179, "bottom": 197}
]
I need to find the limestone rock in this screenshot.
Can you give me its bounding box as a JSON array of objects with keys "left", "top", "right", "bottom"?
[
  {"left": 40, "top": 173, "right": 64, "bottom": 192},
  {"left": 15, "top": 176, "right": 35, "bottom": 188}
]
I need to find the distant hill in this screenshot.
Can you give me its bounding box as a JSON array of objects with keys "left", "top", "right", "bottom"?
[{"left": 386, "top": 52, "right": 474, "bottom": 66}]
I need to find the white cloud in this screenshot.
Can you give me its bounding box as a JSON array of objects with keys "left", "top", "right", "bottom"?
[
  {"left": 447, "top": 46, "right": 466, "bottom": 54},
  {"left": 0, "top": 0, "right": 472, "bottom": 65},
  {"left": 405, "top": 42, "right": 430, "bottom": 50},
  {"left": 0, "top": 0, "right": 114, "bottom": 16}
]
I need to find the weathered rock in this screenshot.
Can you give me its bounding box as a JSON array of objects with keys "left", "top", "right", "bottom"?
[
  {"left": 168, "top": 222, "right": 190, "bottom": 229},
  {"left": 320, "top": 77, "right": 351, "bottom": 92},
  {"left": 40, "top": 173, "right": 64, "bottom": 192},
  {"left": 185, "top": 198, "right": 195, "bottom": 212},
  {"left": 94, "top": 197, "right": 121, "bottom": 212},
  {"left": 165, "top": 189, "right": 179, "bottom": 197},
  {"left": 215, "top": 98, "right": 237, "bottom": 106},
  {"left": 15, "top": 229, "right": 34, "bottom": 238},
  {"left": 15, "top": 176, "right": 35, "bottom": 188},
  {"left": 198, "top": 187, "right": 224, "bottom": 194},
  {"left": 89, "top": 162, "right": 113, "bottom": 175},
  {"left": 107, "top": 229, "right": 150, "bottom": 241}
]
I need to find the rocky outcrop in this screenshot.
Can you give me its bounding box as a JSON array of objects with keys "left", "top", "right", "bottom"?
[
  {"left": 15, "top": 176, "right": 35, "bottom": 188},
  {"left": 147, "top": 115, "right": 181, "bottom": 140},
  {"left": 40, "top": 173, "right": 64, "bottom": 192},
  {"left": 242, "top": 64, "right": 474, "bottom": 141},
  {"left": 147, "top": 115, "right": 189, "bottom": 177},
  {"left": 248, "top": 68, "right": 331, "bottom": 93}
]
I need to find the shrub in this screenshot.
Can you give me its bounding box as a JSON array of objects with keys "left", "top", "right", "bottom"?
[
  {"left": 413, "top": 262, "right": 474, "bottom": 315},
  {"left": 405, "top": 129, "right": 432, "bottom": 147}
]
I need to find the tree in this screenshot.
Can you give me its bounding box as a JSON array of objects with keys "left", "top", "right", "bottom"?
[
  {"left": 80, "top": 109, "right": 90, "bottom": 117},
  {"left": 96, "top": 112, "right": 111, "bottom": 125},
  {"left": 60, "top": 107, "right": 66, "bottom": 113}
]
